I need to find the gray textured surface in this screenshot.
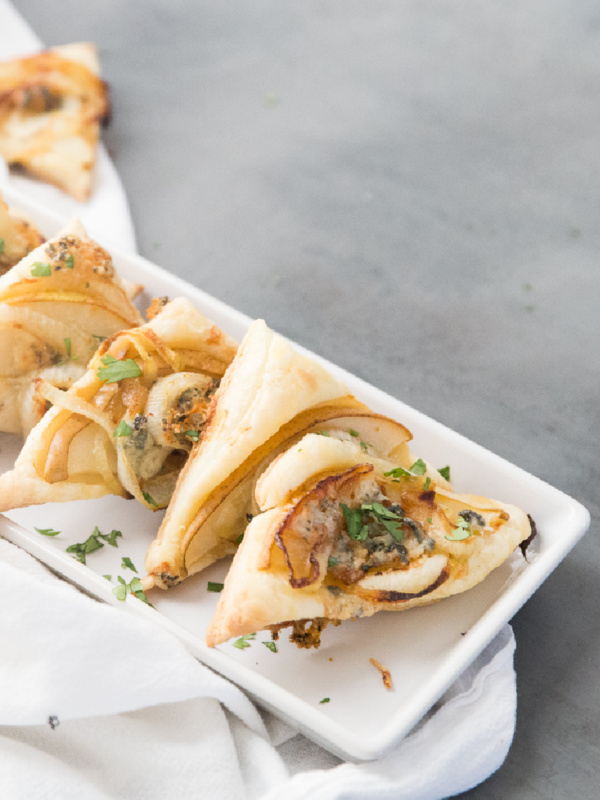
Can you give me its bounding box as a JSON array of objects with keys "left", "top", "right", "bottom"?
[{"left": 17, "top": 1, "right": 600, "bottom": 796}]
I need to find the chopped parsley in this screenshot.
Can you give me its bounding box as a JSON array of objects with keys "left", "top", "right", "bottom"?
[
  {"left": 65, "top": 254, "right": 74, "bottom": 269},
  {"left": 423, "top": 476, "right": 431, "bottom": 491},
  {"left": 341, "top": 502, "right": 405, "bottom": 542},
  {"left": 383, "top": 465, "right": 414, "bottom": 479},
  {"left": 360, "top": 440, "right": 369, "bottom": 452},
  {"left": 317, "top": 431, "right": 330, "bottom": 437},
  {"left": 233, "top": 633, "right": 256, "bottom": 650},
  {"left": 234, "top": 532, "right": 245, "bottom": 545},
  {"left": 142, "top": 491, "right": 159, "bottom": 508},
  {"left": 263, "top": 641, "right": 278, "bottom": 653},
  {"left": 328, "top": 556, "right": 339, "bottom": 568},
  {"left": 207, "top": 581, "right": 224, "bottom": 592},
  {"left": 97, "top": 355, "right": 142, "bottom": 384},
  {"left": 349, "top": 429, "right": 359, "bottom": 437},
  {"left": 409, "top": 459, "right": 427, "bottom": 476},
  {"left": 445, "top": 516, "right": 472, "bottom": 541},
  {"left": 319, "top": 697, "right": 330, "bottom": 704},
  {"left": 185, "top": 430, "right": 199, "bottom": 441},
  {"left": 121, "top": 557, "right": 137, "bottom": 573},
  {"left": 112, "top": 575, "right": 152, "bottom": 605},
  {"left": 113, "top": 420, "right": 132, "bottom": 437},
  {"left": 103, "top": 574, "right": 112, "bottom": 581},
  {"left": 64, "top": 337, "right": 72, "bottom": 360},
  {"left": 439, "top": 465, "right": 451, "bottom": 482},
  {"left": 65, "top": 526, "right": 121, "bottom": 563},
  {"left": 0, "top": 237, "right": 4, "bottom": 255},
  {"left": 35, "top": 526, "right": 61, "bottom": 537},
  {"left": 30, "top": 262, "right": 52, "bottom": 277}
]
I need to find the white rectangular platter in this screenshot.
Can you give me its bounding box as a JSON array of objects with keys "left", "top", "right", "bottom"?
[{"left": 0, "top": 185, "right": 590, "bottom": 761}]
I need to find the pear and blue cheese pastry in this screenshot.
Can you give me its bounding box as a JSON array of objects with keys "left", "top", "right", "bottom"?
[
  {"left": 0, "top": 297, "right": 237, "bottom": 511},
  {"left": 0, "top": 217, "right": 142, "bottom": 435},
  {"left": 206, "top": 433, "right": 532, "bottom": 648},
  {"left": 0, "top": 191, "right": 44, "bottom": 275},
  {"left": 143, "top": 319, "right": 419, "bottom": 590},
  {"left": 0, "top": 43, "right": 110, "bottom": 201}
]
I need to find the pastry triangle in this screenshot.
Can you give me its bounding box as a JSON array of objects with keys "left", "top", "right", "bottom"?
[
  {"left": 206, "top": 432, "right": 532, "bottom": 647},
  {"left": 144, "top": 319, "right": 414, "bottom": 589},
  {"left": 0, "top": 43, "right": 110, "bottom": 200},
  {"left": 0, "top": 190, "right": 44, "bottom": 275},
  {"left": 0, "top": 297, "right": 237, "bottom": 510},
  {"left": 0, "top": 216, "right": 143, "bottom": 435}
]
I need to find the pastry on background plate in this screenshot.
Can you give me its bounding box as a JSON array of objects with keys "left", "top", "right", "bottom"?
[
  {"left": 143, "top": 319, "right": 431, "bottom": 590},
  {"left": 0, "top": 43, "right": 110, "bottom": 201},
  {"left": 0, "top": 216, "right": 142, "bottom": 435},
  {"left": 206, "top": 431, "right": 532, "bottom": 648},
  {"left": 0, "top": 190, "right": 44, "bottom": 275},
  {"left": 0, "top": 297, "right": 238, "bottom": 511}
]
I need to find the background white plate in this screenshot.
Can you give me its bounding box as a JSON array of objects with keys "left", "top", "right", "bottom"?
[{"left": 0, "top": 185, "right": 590, "bottom": 761}]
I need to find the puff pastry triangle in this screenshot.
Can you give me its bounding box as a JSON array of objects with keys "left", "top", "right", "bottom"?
[
  {"left": 144, "top": 320, "right": 415, "bottom": 589},
  {"left": 0, "top": 43, "right": 110, "bottom": 200},
  {"left": 0, "top": 297, "right": 237, "bottom": 510},
  {"left": 0, "top": 216, "right": 142, "bottom": 435},
  {"left": 206, "top": 432, "right": 533, "bottom": 647}
]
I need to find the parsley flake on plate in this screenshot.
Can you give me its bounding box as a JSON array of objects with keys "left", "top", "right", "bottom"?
[
  {"left": 439, "top": 465, "right": 451, "bottom": 481},
  {"left": 34, "top": 527, "right": 61, "bottom": 537},
  {"left": 319, "top": 697, "right": 330, "bottom": 704},
  {"left": 207, "top": 581, "right": 224, "bottom": 592},
  {"left": 263, "top": 641, "right": 278, "bottom": 653},
  {"left": 121, "top": 557, "right": 137, "bottom": 572},
  {"left": 409, "top": 459, "right": 427, "bottom": 476},
  {"left": 233, "top": 633, "right": 256, "bottom": 650}
]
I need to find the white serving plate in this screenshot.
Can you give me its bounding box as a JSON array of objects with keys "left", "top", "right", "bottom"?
[{"left": 0, "top": 185, "right": 590, "bottom": 762}]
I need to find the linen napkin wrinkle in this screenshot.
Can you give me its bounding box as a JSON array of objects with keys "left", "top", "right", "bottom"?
[{"left": 0, "top": 2, "right": 519, "bottom": 797}]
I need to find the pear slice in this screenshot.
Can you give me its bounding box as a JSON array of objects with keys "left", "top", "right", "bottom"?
[
  {"left": 0, "top": 217, "right": 143, "bottom": 435},
  {"left": 0, "top": 298, "right": 237, "bottom": 511}
]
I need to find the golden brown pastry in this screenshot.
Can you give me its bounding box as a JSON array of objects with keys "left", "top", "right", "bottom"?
[
  {"left": 0, "top": 190, "right": 44, "bottom": 275},
  {"left": 0, "top": 216, "right": 143, "bottom": 435},
  {"left": 0, "top": 43, "right": 110, "bottom": 200},
  {"left": 144, "top": 319, "right": 418, "bottom": 590},
  {"left": 0, "top": 297, "right": 237, "bottom": 511},
  {"left": 206, "top": 431, "right": 532, "bottom": 648}
]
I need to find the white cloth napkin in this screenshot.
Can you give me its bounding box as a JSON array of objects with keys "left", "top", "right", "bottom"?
[{"left": 0, "top": 2, "right": 518, "bottom": 797}]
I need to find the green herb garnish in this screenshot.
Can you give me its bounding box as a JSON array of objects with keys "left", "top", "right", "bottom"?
[
  {"left": 319, "top": 697, "right": 330, "bottom": 704},
  {"left": 360, "top": 440, "right": 369, "bottom": 452},
  {"left": 234, "top": 532, "right": 244, "bottom": 545},
  {"left": 263, "top": 641, "right": 278, "bottom": 653},
  {"left": 0, "top": 237, "right": 4, "bottom": 255},
  {"left": 30, "top": 262, "right": 51, "bottom": 277},
  {"left": 66, "top": 528, "right": 105, "bottom": 564},
  {"left": 439, "top": 465, "right": 451, "bottom": 481},
  {"left": 445, "top": 516, "right": 472, "bottom": 541},
  {"left": 423, "top": 477, "right": 431, "bottom": 491},
  {"left": 65, "top": 254, "right": 74, "bottom": 269},
  {"left": 349, "top": 429, "right": 359, "bottom": 437},
  {"left": 112, "top": 575, "right": 152, "bottom": 605},
  {"left": 207, "top": 581, "right": 224, "bottom": 592},
  {"left": 410, "top": 459, "right": 427, "bottom": 476},
  {"left": 341, "top": 503, "right": 368, "bottom": 541},
  {"left": 142, "top": 491, "right": 159, "bottom": 508},
  {"left": 360, "top": 502, "right": 405, "bottom": 541},
  {"left": 101, "top": 529, "right": 122, "bottom": 547},
  {"left": 97, "top": 355, "right": 142, "bottom": 384},
  {"left": 185, "top": 430, "right": 199, "bottom": 441},
  {"left": 384, "top": 465, "right": 414, "bottom": 479},
  {"left": 113, "top": 420, "right": 132, "bottom": 437},
  {"left": 121, "top": 557, "right": 137, "bottom": 573},
  {"left": 35, "top": 527, "right": 61, "bottom": 537},
  {"left": 328, "top": 556, "right": 338, "bottom": 568},
  {"left": 233, "top": 633, "right": 256, "bottom": 650},
  {"left": 103, "top": 575, "right": 112, "bottom": 581},
  {"left": 317, "top": 431, "right": 330, "bottom": 437}
]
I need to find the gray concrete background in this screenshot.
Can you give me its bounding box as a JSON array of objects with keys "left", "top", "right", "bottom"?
[{"left": 17, "top": 1, "right": 600, "bottom": 796}]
